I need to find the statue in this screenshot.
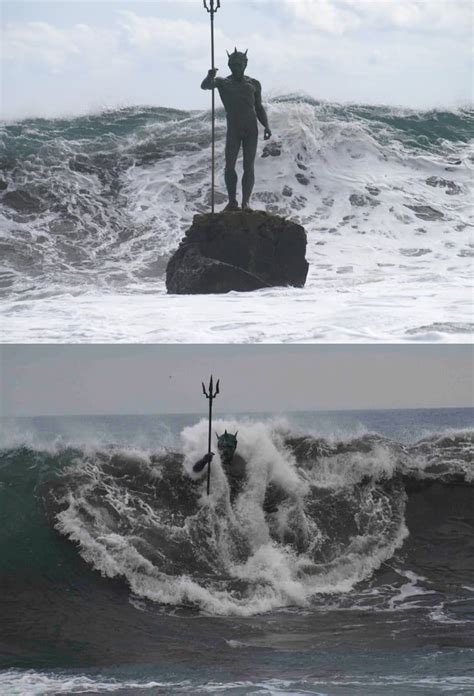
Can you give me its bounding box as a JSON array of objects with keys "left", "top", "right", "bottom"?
[
  {"left": 201, "top": 48, "right": 272, "bottom": 212},
  {"left": 193, "top": 429, "right": 246, "bottom": 501},
  {"left": 192, "top": 429, "right": 283, "bottom": 513}
]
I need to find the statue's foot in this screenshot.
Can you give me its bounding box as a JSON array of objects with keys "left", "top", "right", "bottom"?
[
  {"left": 241, "top": 203, "right": 253, "bottom": 212},
  {"left": 223, "top": 201, "right": 240, "bottom": 212}
]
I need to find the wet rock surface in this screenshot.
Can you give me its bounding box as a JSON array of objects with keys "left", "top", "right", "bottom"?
[
  {"left": 295, "top": 173, "right": 310, "bottom": 186},
  {"left": 404, "top": 205, "right": 444, "bottom": 221},
  {"left": 426, "top": 176, "right": 462, "bottom": 195},
  {"left": 261, "top": 141, "right": 282, "bottom": 158},
  {"left": 350, "top": 193, "right": 380, "bottom": 207},
  {"left": 166, "top": 210, "right": 309, "bottom": 294}
]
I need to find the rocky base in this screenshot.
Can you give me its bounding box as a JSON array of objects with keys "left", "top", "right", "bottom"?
[{"left": 166, "top": 210, "right": 309, "bottom": 294}]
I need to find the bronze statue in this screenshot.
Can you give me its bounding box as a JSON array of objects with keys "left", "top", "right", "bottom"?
[
  {"left": 193, "top": 429, "right": 246, "bottom": 502},
  {"left": 192, "top": 430, "right": 283, "bottom": 513},
  {"left": 201, "top": 48, "right": 272, "bottom": 211}
]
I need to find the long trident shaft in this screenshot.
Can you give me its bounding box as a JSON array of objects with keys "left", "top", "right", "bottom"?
[
  {"left": 203, "top": 0, "right": 221, "bottom": 213},
  {"left": 202, "top": 375, "right": 220, "bottom": 495}
]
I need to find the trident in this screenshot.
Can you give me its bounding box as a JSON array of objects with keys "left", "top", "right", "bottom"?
[
  {"left": 203, "top": 0, "right": 221, "bottom": 214},
  {"left": 202, "top": 374, "right": 220, "bottom": 495}
]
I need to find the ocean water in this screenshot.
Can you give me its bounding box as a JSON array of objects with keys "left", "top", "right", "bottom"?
[
  {"left": 1, "top": 407, "right": 473, "bottom": 694},
  {"left": 1, "top": 98, "right": 473, "bottom": 343}
]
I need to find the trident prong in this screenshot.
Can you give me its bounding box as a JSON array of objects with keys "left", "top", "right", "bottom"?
[
  {"left": 202, "top": 375, "right": 219, "bottom": 400},
  {"left": 203, "top": 0, "right": 220, "bottom": 13}
]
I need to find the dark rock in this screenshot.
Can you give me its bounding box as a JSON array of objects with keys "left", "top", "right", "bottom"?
[
  {"left": 0, "top": 179, "right": 7, "bottom": 191},
  {"left": 290, "top": 195, "right": 307, "bottom": 211},
  {"left": 254, "top": 191, "right": 279, "bottom": 204},
  {"left": 166, "top": 245, "right": 270, "bottom": 294},
  {"left": 399, "top": 248, "right": 432, "bottom": 257},
  {"left": 282, "top": 185, "right": 293, "bottom": 197},
  {"left": 405, "top": 205, "right": 444, "bottom": 221},
  {"left": 166, "top": 210, "right": 309, "bottom": 294},
  {"left": 426, "top": 176, "right": 449, "bottom": 188},
  {"left": 349, "top": 193, "right": 380, "bottom": 207},
  {"left": 3, "top": 189, "right": 45, "bottom": 214},
  {"left": 406, "top": 322, "right": 474, "bottom": 336},
  {"left": 295, "top": 173, "right": 310, "bottom": 186},
  {"left": 261, "top": 141, "right": 281, "bottom": 158},
  {"left": 426, "top": 176, "right": 461, "bottom": 195},
  {"left": 365, "top": 185, "right": 380, "bottom": 196}
]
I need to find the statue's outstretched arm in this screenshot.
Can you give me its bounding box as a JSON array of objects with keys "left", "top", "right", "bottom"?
[{"left": 193, "top": 452, "right": 214, "bottom": 473}]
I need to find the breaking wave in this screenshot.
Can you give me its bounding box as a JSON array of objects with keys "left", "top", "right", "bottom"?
[
  {"left": 1, "top": 99, "right": 472, "bottom": 299},
  {"left": 1, "top": 419, "right": 472, "bottom": 617}
]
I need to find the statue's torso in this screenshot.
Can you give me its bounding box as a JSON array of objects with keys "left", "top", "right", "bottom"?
[
  {"left": 222, "top": 453, "right": 247, "bottom": 499},
  {"left": 217, "top": 76, "right": 258, "bottom": 129}
]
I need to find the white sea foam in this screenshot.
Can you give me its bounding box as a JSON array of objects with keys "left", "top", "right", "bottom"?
[
  {"left": 1, "top": 101, "right": 472, "bottom": 343},
  {"left": 387, "top": 570, "right": 435, "bottom": 610},
  {"left": 53, "top": 418, "right": 410, "bottom": 616},
  {"left": 0, "top": 670, "right": 176, "bottom": 695},
  {"left": 4, "top": 670, "right": 473, "bottom": 696}
]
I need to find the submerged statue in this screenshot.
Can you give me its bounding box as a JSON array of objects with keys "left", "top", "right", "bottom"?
[
  {"left": 192, "top": 430, "right": 283, "bottom": 513},
  {"left": 201, "top": 48, "right": 272, "bottom": 211},
  {"left": 193, "top": 430, "right": 246, "bottom": 501}
]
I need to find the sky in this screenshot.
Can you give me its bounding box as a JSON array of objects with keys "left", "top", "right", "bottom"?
[
  {"left": 1, "top": 345, "right": 473, "bottom": 417},
  {"left": 2, "top": 0, "right": 472, "bottom": 120}
]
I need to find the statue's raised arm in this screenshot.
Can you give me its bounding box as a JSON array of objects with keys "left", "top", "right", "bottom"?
[{"left": 201, "top": 68, "right": 224, "bottom": 91}]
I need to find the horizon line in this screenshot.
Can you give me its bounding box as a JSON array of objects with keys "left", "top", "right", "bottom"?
[{"left": 3, "top": 405, "right": 473, "bottom": 420}]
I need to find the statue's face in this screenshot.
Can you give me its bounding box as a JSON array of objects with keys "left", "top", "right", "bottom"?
[
  {"left": 217, "top": 430, "right": 238, "bottom": 465},
  {"left": 228, "top": 55, "right": 247, "bottom": 80}
]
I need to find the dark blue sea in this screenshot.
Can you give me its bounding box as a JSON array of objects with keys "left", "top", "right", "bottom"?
[{"left": 1, "top": 407, "right": 473, "bottom": 694}]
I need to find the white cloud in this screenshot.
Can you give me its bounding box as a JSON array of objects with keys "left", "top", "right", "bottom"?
[
  {"left": 117, "top": 11, "right": 208, "bottom": 55},
  {"left": 4, "top": 20, "right": 80, "bottom": 72},
  {"left": 3, "top": 19, "right": 130, "bottom": 75},
  {"left": 3, "top": 11, "right": 226, "bottom": 75},
  {"left": 1, "top": 3, "right": 471, "bottom": 118},
  {"left": 283, "top": 0, "right": 472, "bottom": 35}
]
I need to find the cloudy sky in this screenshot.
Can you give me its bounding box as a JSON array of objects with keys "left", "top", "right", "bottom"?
[
  {"left": 1, "top": 345, "right": 473, "bottom": 416},
  {"left": 2, "top": 0, "right": 472, "bottom": 120}
]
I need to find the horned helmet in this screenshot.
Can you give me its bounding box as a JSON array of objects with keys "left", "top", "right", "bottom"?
[
  {"left": 216, "top": 429, "right": 238, "bottom": 464},
  {"left": 227, "top": 47, "right": 248, "bottom": 67}
]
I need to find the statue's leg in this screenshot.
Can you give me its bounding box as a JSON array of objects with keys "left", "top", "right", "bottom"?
[
  {"left": 242, "top": 127, "right": 258, "bottom": 210},
  {"left": 224, "top": 130, "right": 241, "bottom": 210}
]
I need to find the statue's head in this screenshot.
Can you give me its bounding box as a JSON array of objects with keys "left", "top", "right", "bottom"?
[
  {"left": 227, "top": 47, "right": 248, "bottom": 79},
  {"left": 216, "top": 429, "right": 238, "bottom": 465}
]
